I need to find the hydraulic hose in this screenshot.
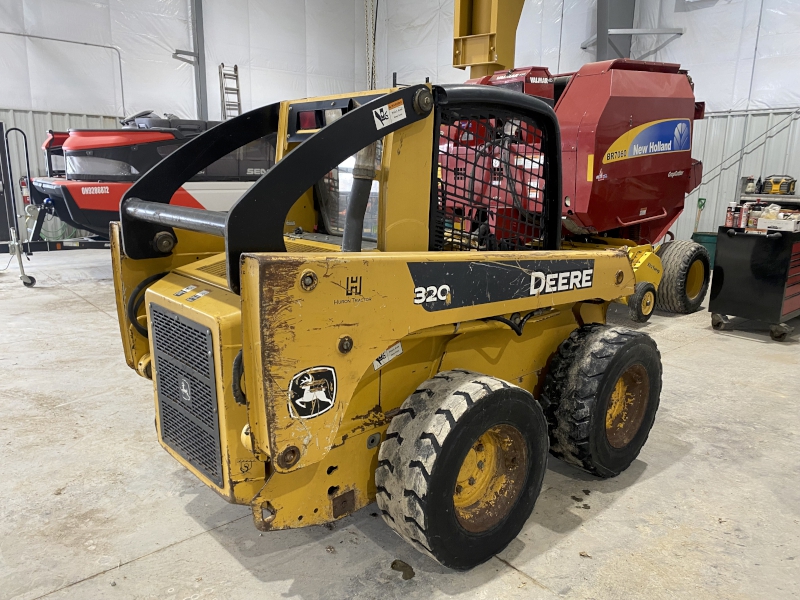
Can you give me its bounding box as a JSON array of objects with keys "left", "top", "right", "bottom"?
[
  {"left": 232, "top": 349, "right": 247, "bottom": 406},
  {"left": 126, "top": 272, "right": 168, "bottom": 337},
  {"left": 342, "top": 142, "right": 378, "bottom": 252}
]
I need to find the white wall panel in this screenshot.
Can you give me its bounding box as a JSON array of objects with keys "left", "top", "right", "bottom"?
[
  {"left": 203, "top": 0, "right": 370, "bottom": 120},
  {"left": 0, "top": 34, "right": 32, "bottom": 109},
  {"left": 0, "top": 0, "right": 194, "bottom": 118},
  {"left": 633, "top": 0, "right": 800, "bottom": 112},
  {"left": 381, "top": 0, "right": 465, "bottom": 88}
]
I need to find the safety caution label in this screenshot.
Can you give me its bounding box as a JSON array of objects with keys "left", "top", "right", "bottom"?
[
  {"left": 373, "top": 342, "right": 403, "bottom": 370},
  {"left": 373, "top": 99, "right": 406, "bottom": 130},
  {"left": 185, "top": 290, "right": 210, "bottom": 303},
  {"left": 174, "top": 285, "right": 197, "bottom": 297}
]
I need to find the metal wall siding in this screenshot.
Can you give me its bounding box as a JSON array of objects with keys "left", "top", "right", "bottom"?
[
  {"left": 1, "top": 108, "right": 118, "bottom": 181},
  {"left": 675, "top": 108, "right": 800, "bottom": 240}
]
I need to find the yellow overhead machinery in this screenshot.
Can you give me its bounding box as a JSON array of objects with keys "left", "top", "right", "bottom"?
[{"left": 112, "top": 84, "right": 663, "bottom": 569}]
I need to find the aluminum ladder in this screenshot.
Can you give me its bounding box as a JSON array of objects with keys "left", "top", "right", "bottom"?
[{"left": 219, "top": 64, "right": 242, "bottom": 119}]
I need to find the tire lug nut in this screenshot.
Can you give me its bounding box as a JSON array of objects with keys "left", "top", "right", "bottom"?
[
  {"left": 475, "top": 443, "right": 483, "bottom": 452},
  {"left": 456, "top": 485, "right": 462, "bottom": 494},
  {"left": 468, "top": 477, "right": 476, "bottom": 486},
  {"left": 477, "top": 461, "right": 484, "bottom": 470}
]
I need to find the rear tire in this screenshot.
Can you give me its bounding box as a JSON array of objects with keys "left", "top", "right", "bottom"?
[
  {"left": 376, "top": 370, "right": 548, "bottom": 570},
  {"left": 540, "top": 325, "right": 662, "bottom": 478},
  {"left": 655, "top": 241, "right": 710, "bottom": 314}
]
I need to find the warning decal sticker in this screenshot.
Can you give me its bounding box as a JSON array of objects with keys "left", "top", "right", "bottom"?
[
  {"left": 373, "top": 99, "right": 407, "bottom": 130},
  {"left": 373, "top": 342, "right": 403, "bottom": 370}
]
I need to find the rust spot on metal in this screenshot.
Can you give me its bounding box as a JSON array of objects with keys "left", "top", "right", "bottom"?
[
  {"left": 605, "top": 363, "right": 650, "bottom": 448},
  {"left": 352, "top": 404, "right": 382, "bottom": 422},
  {"left": 453, "top": 424, "right": 528, "bottom": 534},
  {"left": 332, "top": 489, "right": 356, "bottom": 518},
  {"left": 258, "top": 257, "right": 305, "bottom": 457},
  {"left": 347, "top": 405, "right": 390, "bottom": 437}
]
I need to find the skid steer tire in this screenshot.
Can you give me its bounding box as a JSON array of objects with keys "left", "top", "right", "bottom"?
[
  {"left": 655, "top": 240, "right": 710, "bottom": 314},
  {"left": 540, "top": 325, "right": 662, "bottom": 478},
  {"left": 376, "top": 370, "right": 548, "bottom": 571}
]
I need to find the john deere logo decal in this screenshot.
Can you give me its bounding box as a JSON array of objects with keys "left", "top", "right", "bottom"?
[
  {"left": 179, "top": 377, "right": 192, "bottom": 405},
  {"left": 407, "top": 259, "right": 595, "bottom": 312},
  {"left": 603, "top": 118, "right": 691, "bottom": 163},
  {"left": 288, "top": 366, "right": 337, "bottom": 418}
]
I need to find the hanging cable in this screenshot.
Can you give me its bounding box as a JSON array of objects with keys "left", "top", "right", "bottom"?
[{"left": 364, "top": 0, "right": 379, "bottom": 89}]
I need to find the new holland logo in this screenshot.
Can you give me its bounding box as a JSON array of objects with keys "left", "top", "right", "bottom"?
[
  {"left": 603, "top": 119, "right": 692, "bottom": 164},
  {"left": 288, "top": 366, "right": 337, "bottom": 418}
]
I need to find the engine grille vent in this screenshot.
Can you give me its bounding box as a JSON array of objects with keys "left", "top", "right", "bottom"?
[
  {"left": 151, "top": 309, "right": 212, "bottom": 378},
  {"left": 197, "top": 260, "right": 227, "bottom": 279},
  {"left": 150, "top": 304, "right": 223, "bottom": 487}
]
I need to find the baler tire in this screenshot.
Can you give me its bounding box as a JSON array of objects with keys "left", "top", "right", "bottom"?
[
  {"left": 540, "top": 324, "right": 662, "bottom": 478},
  {"left": 655, "top": 241, "right": 710, "bottom": 314},
  {"left": 376, "top": 370, "right": 548, "bottom": 571},
  {"left": 628, "top": 281, "right": 657, "bottom": 323}
]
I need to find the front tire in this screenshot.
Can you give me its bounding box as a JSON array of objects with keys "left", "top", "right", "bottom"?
[
  {"left": 628, "top": 281, "right": 656, "bottom": 323},
  {"left": 376, "top": 370, "right": 548, "bottom": 570},
  {"left": 541, "top": 325, "right": 662, "bottom": 478}
]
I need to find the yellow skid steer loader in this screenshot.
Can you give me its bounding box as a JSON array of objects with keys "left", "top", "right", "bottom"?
[{"left": 111, "top": 84, "right": 662, "bottom": 570}]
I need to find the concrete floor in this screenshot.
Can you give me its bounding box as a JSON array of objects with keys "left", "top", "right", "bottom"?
[{"left": 1, "top": 249, "right": 798, "bottom": 600}]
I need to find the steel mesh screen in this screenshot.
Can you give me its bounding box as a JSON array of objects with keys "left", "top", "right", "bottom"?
[
  {"left": 151, "top": 304, "right": 223, "bottom": 487},
  {"left": 432, "top": 106, "right": 549, "bottom": 252}
]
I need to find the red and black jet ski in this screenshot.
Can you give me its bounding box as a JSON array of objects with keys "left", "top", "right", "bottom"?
[{"left": 30, "top": 111, "right": 275, "bottom": 237}]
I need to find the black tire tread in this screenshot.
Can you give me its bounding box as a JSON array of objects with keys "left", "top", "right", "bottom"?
[
  {"left": 628, "top": 281, "right": 656, "bottom": 323},
  {"left": 375, "top": 370, "right": 513, "bottom": 564},
  {"left": 540, "top": 324, "right": 662, "bottom": 477},
  {"left": 655, "top": 240, "right": 710, "bottom": 314}
]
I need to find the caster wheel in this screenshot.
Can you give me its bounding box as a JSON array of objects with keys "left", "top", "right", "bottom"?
[
  {"left": 22, "top": 276, "right": 36, "bottom": 288},
  {"left": 769, "top": 324, "right": 792, "bottom": 342},
  {"left": 711, "top": 313, "right": 731, "bottom": 331},
  {"left": 628, "top": 281, "right": 657, "bottom": 323}
]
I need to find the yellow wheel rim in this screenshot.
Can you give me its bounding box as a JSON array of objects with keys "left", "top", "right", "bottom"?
[
  {"left": 685, "top": 259, "right": 705, "bottom": 300},
  {"left": 641, "top": 289, "right": 655, "bottom": 316},
  {"left": 453, "top": 424, "right": 527, "bottom": 533},
  {"left": 605, "top": 364, "right": 650, "bottom": 449}
]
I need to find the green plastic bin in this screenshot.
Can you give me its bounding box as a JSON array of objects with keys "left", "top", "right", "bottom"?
[{"left": 691, "top": 232, "right": 717, "bottom": 267}]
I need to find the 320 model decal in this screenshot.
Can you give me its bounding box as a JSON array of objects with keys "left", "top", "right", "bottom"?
[{"left": 407, "top": 259, "right": 595, "bottom": 312}]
